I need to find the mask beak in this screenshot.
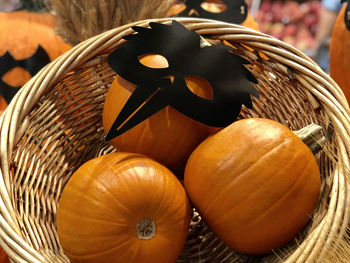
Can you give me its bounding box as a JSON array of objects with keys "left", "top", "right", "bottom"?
[{"left": 105, "top": 78, "right": 172, "bottom": 141}]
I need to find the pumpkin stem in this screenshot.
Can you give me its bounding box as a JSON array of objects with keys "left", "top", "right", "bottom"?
[
  {"left": 136, "top": 218, "right": 156, "bottom": 240},
  {"left": 293, "top": 123, "right": 326, "bottom": 155}
]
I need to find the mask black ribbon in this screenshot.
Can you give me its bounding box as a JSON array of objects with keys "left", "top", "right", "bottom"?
[
  {"left": 0, "top": 45, "right": 50, "bottom": 104},
  {"left": 106, "top": 20, "right": 258, "bottom": 141},
  {"left": 173, "top": 0, "right": 248, "bottom": 25},
  {"left": 341, "top": 0, "right": 350, "bottom": 30}
]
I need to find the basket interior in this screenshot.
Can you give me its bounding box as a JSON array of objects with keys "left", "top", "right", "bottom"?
[{"left": 8, "top": 36, "right": 337, "bottom": 263}]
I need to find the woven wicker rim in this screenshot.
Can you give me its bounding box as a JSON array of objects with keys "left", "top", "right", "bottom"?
[{"left": 0, "top": 17, "right": 349, "bottom": 263}]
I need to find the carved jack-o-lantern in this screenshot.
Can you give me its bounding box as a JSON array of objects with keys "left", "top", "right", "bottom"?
[{"left": 0, "top": 11, "right": 71, "bottom": 115}]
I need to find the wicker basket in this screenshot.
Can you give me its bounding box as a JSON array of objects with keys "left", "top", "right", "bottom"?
[{"left": 0, "top": 18, "right": 349, "bottom": 263}]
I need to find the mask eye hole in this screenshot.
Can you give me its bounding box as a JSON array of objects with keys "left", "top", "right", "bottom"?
[
  {"left": 185, "top": 75, "right": 213, "bottom": 99},
  {"left": 200, "top": 0, "right": 227, "bottom": 13},
  {"left": 2, "top": 67, "right": 31, "bottom": 87},
  {"left": 138, "top": 54, "right": 169, "bottom": 69}
]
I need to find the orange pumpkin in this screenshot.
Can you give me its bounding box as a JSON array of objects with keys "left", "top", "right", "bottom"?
[
  {"left": 167, "top": 0, "right": 260, "bottom": 31},
  {"left": 103, "top": 55, "right": 214, "bottom": 175},
  {"left": 57, "top": 152, "right": 191, "bottom": 263},
  {"left": 0, "top": 11, "right": 71, "bottom": 109},
  {"left": 184, "top": 118, "right": 321, "bottom": 254},
  {"left": 329, "top": 3, "right": 350, "bottom": 104}
]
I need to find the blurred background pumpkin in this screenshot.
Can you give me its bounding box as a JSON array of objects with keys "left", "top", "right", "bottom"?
[
  {"left": 0, "top": 0, "right": 71, "bottom": 115},
  {"left": 329, "top": 2, "right": 350, "bottom": 104}
]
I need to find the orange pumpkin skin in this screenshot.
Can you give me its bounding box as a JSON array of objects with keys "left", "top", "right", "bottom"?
[
  {"left": 184, "top": 118, "right": 321, "bottom": 254},
  {"left": 103, "top": 55, "right": 214, "bottom": 175},
  {"left": 57, "top": 152, "right": 191, "bottom": 263},
  {"left": 329, "top": 4, "right": 350, "bottom": 104}
]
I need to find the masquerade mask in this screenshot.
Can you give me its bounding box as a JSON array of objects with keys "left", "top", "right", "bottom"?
[
  {"left": 0, "top": 45, "right": 50, "bottom": 104},
  {"left": 171, "top": 0, "right": 248, "bottom": 24},
  {"left": 106, "top": 20, "right": 258, "bottom": 141}
]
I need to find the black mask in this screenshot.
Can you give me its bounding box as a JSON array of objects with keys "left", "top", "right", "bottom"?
[
  {"left": 106, "top": 20, "right": 258, "bottom": 141},
  {"left": 0, "top": 45, "right": 50, "bottom": 104},
  {"left": 172, "top": 0, "right": 248, "bottom": 24},
  {"left": 341, "top": 0, "right": 350, "bottom": 30}
]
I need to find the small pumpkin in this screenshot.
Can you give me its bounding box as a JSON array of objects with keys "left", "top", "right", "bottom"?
[
  {"left": 103, "top": 54, "right": 214, "bottom": 175},
  {"left": 184, "top": 118, "right": 321, "bottom": 254},
  {"left": 329, "top": 3, "right": 350, "bottom": 103},
  {"left": 57, "top": 152, "right": 191, "bottom": 263}
]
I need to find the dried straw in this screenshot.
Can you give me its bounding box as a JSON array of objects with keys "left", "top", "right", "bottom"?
[
  {"left": 322, "top": 228, "right": 350, "bottom": 263},
  {"left": 45, "top": 0, "right": 177, "bottom": 45}
]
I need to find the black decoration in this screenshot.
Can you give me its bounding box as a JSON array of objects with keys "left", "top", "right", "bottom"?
[
  {"left": 341, "top": 0, "right": 350, "bottom": 31},
  {"left": 106, "top": 20, "right": 258, "bottom": 141},
  {"left": 173, "top": 0, "right": 248, "bottom": 25},
  {"left": 0, "top": 45, "right": 50, "bottom": 104}
]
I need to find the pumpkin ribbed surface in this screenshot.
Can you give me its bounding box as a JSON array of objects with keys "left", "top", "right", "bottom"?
[
  {"left": 57, "top": 152, "right": 191, "bottom": 263},
  {"left": 329, "top": 4, "right": 350, "bottom": 103},
  {"left": 102, "top": 55, "right": 213, "bottom": 175},
  {"left": 184, "top": 118, "right": 321, "bottom": 254}
]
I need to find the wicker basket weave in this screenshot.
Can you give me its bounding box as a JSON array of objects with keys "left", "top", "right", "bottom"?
[{"left": 0, "top": 18, "right": 349, "bottom": 263}]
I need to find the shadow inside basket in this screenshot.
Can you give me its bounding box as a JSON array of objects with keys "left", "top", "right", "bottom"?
[{"left": 9, "top": 40, "right": 336, "bottom": 263}]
